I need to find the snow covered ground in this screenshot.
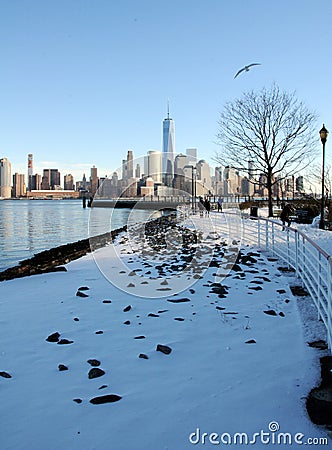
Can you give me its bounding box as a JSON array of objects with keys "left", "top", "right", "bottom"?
[{"left": 0, "top": 214, "right": 331, "bottom": 449}]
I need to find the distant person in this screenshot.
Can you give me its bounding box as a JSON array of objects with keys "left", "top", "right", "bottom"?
[
  {"left": 198, "top": 196, "right": 205, "bottom": 217},
  {"left": 204, "top": 198, "right": 211, "bottom": 217},
  {"left": 280, "top": 203, "right": 294, "bottom": 228},
  {"left": 217, "top": 196, "right": 223, "bottom": 212}
]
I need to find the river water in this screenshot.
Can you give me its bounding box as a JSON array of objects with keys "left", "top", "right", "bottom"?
[{"left": 0, "top": 199, "right": 160, "bottom": 271}]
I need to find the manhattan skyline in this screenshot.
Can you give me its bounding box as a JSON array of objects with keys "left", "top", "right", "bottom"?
[{"left": 1, "top": 0, "right": 332, "bottom": 182}]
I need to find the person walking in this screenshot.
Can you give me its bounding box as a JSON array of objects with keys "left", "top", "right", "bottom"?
[
  {"left": 198, "top": 196, "right": 205, "bottom": 217},
  {"left": 204, "top": 197, "right": 211, "bottom": 217},
  {"left": 217, "top": 196, "right": 223, "bottom": 212},
  {"left": 280, "top": 203, "right": 294, "bottom": 228}
]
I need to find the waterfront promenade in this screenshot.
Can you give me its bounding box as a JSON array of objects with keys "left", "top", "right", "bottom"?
[{"left": 0, "top": 212, "right": 330, "bottom": 449}]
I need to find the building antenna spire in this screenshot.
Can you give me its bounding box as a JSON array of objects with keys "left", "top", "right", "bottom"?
[{"left": 167, "top": 99, "right": 170, "bottom": 119}]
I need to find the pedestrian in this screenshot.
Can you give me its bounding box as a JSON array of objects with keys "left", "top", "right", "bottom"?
[
  {"left": 204, "top": 197, "right": 211, "bottom": 217},
  {"left": 217, "top": 196, "right": 223, "bottom": 212},
  {"left": 198, "top": 196, "right": 205, "bottom": 217},
  {"left": 280, "top": 203, "right": 294, "bottom": 228}
]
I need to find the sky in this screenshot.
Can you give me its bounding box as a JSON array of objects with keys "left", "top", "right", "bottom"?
[{"left": 1, "top": 0, "right": 332, "bottom": 184}]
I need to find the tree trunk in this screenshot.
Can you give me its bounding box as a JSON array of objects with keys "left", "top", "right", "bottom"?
[{"left": 267, "top": 171, "right": 273, "bottom": 217}]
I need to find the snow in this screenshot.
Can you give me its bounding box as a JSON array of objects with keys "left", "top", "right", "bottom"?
[{"left": 0, "top": 214, "right": 331, "bottom": 449}]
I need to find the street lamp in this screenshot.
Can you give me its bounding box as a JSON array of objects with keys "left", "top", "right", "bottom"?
[{"left": 319, "top": 124, "right": 329, "bottom": 230}]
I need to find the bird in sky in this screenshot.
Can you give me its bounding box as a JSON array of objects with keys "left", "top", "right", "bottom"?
[{"left": 234, "top": 63, "right": 261, "bottom": 79}]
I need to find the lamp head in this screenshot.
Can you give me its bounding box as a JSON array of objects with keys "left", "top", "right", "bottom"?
[{"left": 319, "top": 124, "right": 329, "bottom": 143}]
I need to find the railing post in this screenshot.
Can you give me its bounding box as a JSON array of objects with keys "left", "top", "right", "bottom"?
[
  {"left": 295, "top": 230, "right": 299, "bottom": 275},
  {"left": 265, "top": 220, "right": 269, "bottom": 252},
  {"left": 257, "top": 218, "right": 261, "bottom": 248},
  {"left": 328, "top": 259, "right": 332, "bottom": 351}
]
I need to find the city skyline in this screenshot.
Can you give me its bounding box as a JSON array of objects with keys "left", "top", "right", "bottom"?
[{"left": 1, "top": 1, "right": 332, "bottom": 183}]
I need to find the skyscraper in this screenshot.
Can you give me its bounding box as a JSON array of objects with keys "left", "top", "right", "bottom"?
[
  {"left": 162, "top": 102, "right": 175, "bottom": 186},
  {"left": 127, "top": 150, "right": 133, "bottom": 179},
  {"left": 13, "top": 173, "right": 26, "bottom": 197},
  {"left": 0, "top": 157, "right": 12, "bottom": 198},
  {"left": 28, "top": 153, "right": 33, "bottom": 191},
  {"left": 90, "top": 166, "right": 99, "bottom": 195},
  {"left": 147, "top": 150, "right": 162, "bottom": 184}
]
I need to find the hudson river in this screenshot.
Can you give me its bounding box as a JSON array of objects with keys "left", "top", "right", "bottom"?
[{"left": 0, "top": 199, "right": 159, "bottom": 271}]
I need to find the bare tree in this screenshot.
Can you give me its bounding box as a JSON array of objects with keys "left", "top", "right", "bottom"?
[{"left": 215, "top": 84, "right": 318, "bottom": 216}]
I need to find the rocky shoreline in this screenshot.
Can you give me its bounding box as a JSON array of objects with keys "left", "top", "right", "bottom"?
[{"left": 0, "top": 225, "right": 127, "bottom": 282}]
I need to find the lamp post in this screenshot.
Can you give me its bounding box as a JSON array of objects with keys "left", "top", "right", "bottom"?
[{"left": 319, "top": 124, "right": 329, "bottom": 230}]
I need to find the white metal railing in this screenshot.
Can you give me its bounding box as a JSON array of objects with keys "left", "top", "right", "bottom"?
[
  {"left": 237, "top": 213, "right": 332, "bottom": 352},
  {"left": 177, "top": 206, "right": 332, "bottom": 352}
]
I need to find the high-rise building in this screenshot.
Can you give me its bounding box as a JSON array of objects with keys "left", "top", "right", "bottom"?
[
  {"left": 147, "top": 150, "right": 162, "bottom": 184},
  {"left": 12, "top": 173, "right": 26, "bottom": 197},
  {"left": 135, "top": 163, "right": 141, "bottom": 179},
  {"left": 28, "top": 153, "right": 33, "bottom": 191},
  {"left": 0, "top": 157, "right": 12, "bottom": 198},
  {"left": 162, "top": 103, "right": 175, "bottom": 186},
  {"left": 41, "top": 169, "right": 60, "bottom": 189},
  {"left": 214, "top": 167, "right": 223, "bottom": 196},
  {"left": 30, "top": 174, "right": 41, "bottom": 190},
  {"left": 127, "top": 150, "right": 134, "bottom": 179},
  {"left": 186, "top": 148, "right": 197, "bottom": 160},
  {"left": 90, "top": 166, "right": 99, "bottom": 195},
  {"left": 64, "top": 174, "right": 75, "bottom": 190}
]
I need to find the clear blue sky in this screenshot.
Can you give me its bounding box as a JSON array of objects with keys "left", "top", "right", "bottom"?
[{"left": 1, "top": 0, "right": 332, "bottom": 183}]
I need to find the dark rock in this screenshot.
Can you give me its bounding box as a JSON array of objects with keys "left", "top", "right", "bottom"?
[
  {"left": 73, "top": 317, "right": 80, "bottom": 321},
  {"left": 279, "top": 312, "right": 285, "bottom": 317},
  {"left": 139, "top": 353, "right": 149, "bottom": 359},
  {"left": 148, "top": 313, "right": 159, "bottom": 317},
  {"left": 245, "top": 339, "right": 256, "bottom": 344},
  {"left": 90, "top": 394, "right": 122, "bottom": 404},
  {"left": 241, "top": 255, "right": 257, "bottom": 264},
  {"left": 250, "top": 280, "right": 263, "bottom": 285},
  {"left": 78, "top": 286, "right": 89, "bottom": 291},
  {"left": 58, "top": 364, "right": 68, "bottom": 371},
  {"left": 95, "top": 330, "right": 104, "bottom": 334},
  {"left": 174, "top": 317, "right": 185, "bottom": 321},
  {"left": 248, "top": 286, "right": 262, "bottom": 291},
  {"left": 57, "top": 339, "right": 74, "bottom": 345},
  {"left": 290, "top": 285, "right": 309, "bottom": 296},
  {"left": 102, "top": 300, "right": 112, "bottom": 304},
  {"left": 123, "top": 305, "right": 132, "bottom": 312},
  {"left": 156, "top": 344, "right": 172, "bottom": 355},
  {"left": 216, "top": 306, "right": 226, "bottom": 310},
  {"left": 167, "top": 298, "right": 190, "bottom": 303},
  {"left": 231, "top": 264, "right": 243, "bottom": 272},
  {"left": 87, "top": 359, "right": 101, "bottom": 367},
  {"left": 276, "top": 289, "right": 286, "bottom": 294},
  {"left": 158, "top": 310, "right": 168, "bottom": 314},
  {"left": 73, "top": 398, "right": 83, "bottom": 404},
  {"left": 278, "top": 266, "right": 295, "bottom": 273},
  {"left": 123, "top": 320, "right": 131, "bottom": 325},
  {"left": 134, "top": 335, "right": 146, "bottom": 339},
  {"left": 76, "top": 291, "right": 89, "bottom": 298},
  {"left": 308, "top": 340, "right": 328, "bottom": 350},
  {"left": 189, "top": 289, "right": 195, "bottom": 294},
  {"left": 88, "top": 368, "right": 105, "bottom": 379},
  {"left": 0, "top": 371, "right": 12, "bottom": 378},
  {"left": 127, "top": 283, "right": 135, "bottom": 287},
  {"left": 99, "top": 385, "right": 108, "bottom": 390},
  {"left": 46, "top": 332, "right": 61, "bottom": 343},
  {"left": 264, "top": 309, "right": 278, "bottom": 316}
]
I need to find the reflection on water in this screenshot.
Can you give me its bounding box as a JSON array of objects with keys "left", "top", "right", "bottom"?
[{"left": 0, "top": 200, "right": 158, "bottom": 271}]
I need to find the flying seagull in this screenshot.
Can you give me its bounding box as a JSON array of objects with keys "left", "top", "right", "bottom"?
[{"left": 234, "top": 63, "right": 261, "bottom": 79}]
